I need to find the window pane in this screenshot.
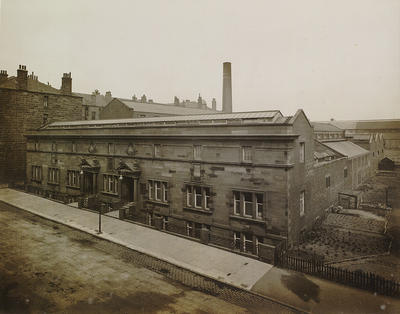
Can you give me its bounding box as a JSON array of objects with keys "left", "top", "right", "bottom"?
[{"left": 187, "top": 186, "right": 192, "bottom": 206}]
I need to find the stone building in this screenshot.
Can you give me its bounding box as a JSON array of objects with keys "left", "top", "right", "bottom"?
[
  {"left": 0, "top": 65, "right": 82, "bottom": 184},
  {"left": 25, "top": 109, "right": 364, "bottom": 259},
  {"left": 99, "top": 98, "right": 217, "bottom": 120},
  {"left": 75, "top": 90, "right": 112, "bottom": 120},
  {"left": 328, "top": 119, "right": 400, "bottom": 149}
]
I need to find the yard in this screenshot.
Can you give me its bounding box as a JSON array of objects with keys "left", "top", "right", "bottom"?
[{"left": 292, "top": 168, "right": 400, "bottom": 281}]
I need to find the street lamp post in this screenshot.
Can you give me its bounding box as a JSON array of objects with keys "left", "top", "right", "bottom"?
[{"left": 98, "top": 204, "right": 102, "bottom": 234}]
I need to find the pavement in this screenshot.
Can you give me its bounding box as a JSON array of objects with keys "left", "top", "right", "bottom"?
[{"left": 1, "top": 188, "right": 399, "bottom": 313}]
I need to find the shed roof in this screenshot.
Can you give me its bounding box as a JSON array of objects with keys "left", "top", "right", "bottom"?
[{"left": 323, "top": 141, "right": 369, "bottom": 158}]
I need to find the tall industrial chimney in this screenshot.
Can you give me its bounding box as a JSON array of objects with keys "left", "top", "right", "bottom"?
[{"left": 222, "top": 62, "right": 232, "bottom": 113}]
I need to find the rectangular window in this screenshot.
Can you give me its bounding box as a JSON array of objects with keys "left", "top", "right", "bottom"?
[
  {"left": 326, "top": 175, "right": 331, "bottom": 188},
  {"left": 243, "top": 192, "right": 253, "bottom": 217},
  {"left": 242, "top": 146, "right": 252, "bottom": 163},
  {"left": 43, "top": 114, "right": 48, "bottom": 125},
  {"left": 186, "top": 185, "right": 211, "bottom": 210},
  {"left": 234, "top": 232, "right": 241, "bottom": 250},
  {"left": 256, "top": 193, "right": 263, "bottom": 219},
  {"left": 300, "top": 190, "right": 305, "bottom": 216},
  {"left": 234, "top": 191, "right": 241, "bottom": 215},
  {"left": 186, "top": 185, "right": 193, "bottom": 206},
  {"left": 48, "top": 168, "right": 60, "bottom": 184},
  {"left": 31, "top": 166, "right": 42, "bottom": 182},
  {"left": 204, "top": 187, "right": 210, "bottom": 209},
  {"left": 243, "top": 233, "right": 253, "bottom": 254},
  {"left": 43, "top": 95, "right": 48, "bottom": 108},
  {"left": 154, "top": 144, "right": 161, "bottom": 157},
  {"left": 162, "top": 182, "right": 168, "bottom": 202},
  {"left": 344, "top": 167, "right": 348, "bottom": 178},
  {"left": 148, "top": 181, "right": 153, "bottom": 199},
  {"left": 194, "top": 186, "right": 202, "bottom": 208},
  {"left": 103, "top": 174, "right": 119, "bottom": 194},
  {"left": 162, "top": 216, "right": 169, "bottom": 230},
  {"left": 51, "top": 142, "right": 57, "bottom": 152},
  {"left": 148, "top": 180, "right": 168, "bottom": 203},
  {"left": 67, "top": 170, "right": 80, "bottom": 188},
  {"left": 108, "top": 143, "right": 113, "bottom": 155},
  {"left": 91, "top": 111, "right": 96, "bottom": 120},
  {"left": 194, "top": 145, "right": 202, "bottom": 160},
  {"left": 155, "top": 181, "right": 162, "bottom": 201},
  {"left": 186, "top": 222, "right": 194, "bottom": 237},
  {"left": 300, "top": 142, "right": 305, "bottom": 163},
  {"left": 72, "top": 142, "right": 77, "bottom": 153},
  {"left": 34, "top": 141, "right": 40, "bottom": 151}
]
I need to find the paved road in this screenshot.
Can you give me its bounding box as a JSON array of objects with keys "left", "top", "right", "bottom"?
[{"left": 0, "top": 202, "right": 296, "bottom": 313}]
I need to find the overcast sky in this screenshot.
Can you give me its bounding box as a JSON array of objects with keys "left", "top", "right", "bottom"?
[{"left": 0, "top": 0, "right": 399, "bottom": 121}]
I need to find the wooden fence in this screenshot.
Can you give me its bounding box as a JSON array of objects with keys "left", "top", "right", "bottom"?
[{"left": 276, "top": 253, "right": 400, "bottom": 297}]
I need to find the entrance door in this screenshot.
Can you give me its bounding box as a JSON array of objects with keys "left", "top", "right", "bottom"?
[
  {"left": 83, "top": 173, "right": 94, "bottom": 194},
  {"left": 121, "top": 178, "right": 135, "bottom": 202}
]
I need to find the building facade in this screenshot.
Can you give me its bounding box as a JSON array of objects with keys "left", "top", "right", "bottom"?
[
  {"left": 25, "top": 110, "right": 364, "bottom": 259},
  {"left": 0, "top": 65, "right": 82, "bottom": 184}
]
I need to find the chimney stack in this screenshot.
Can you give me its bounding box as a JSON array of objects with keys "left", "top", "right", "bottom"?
[
  {"left": 222, "top": 62, "right": 232, "bottom": 113},
  {"left": 105, "top": 91, "right": 112, "bottom": 103},
  {"left": 17, "top": 65, "right": 28, "bottom": 90},
  {"left": 212, "top": 98, "right": 217, "bottom": 111},
  {"left": 61, "top": 72, "right": 72, "bottom": 94},
  {"left": 0, "top": 70, "right": 8, "bottom": 84}
]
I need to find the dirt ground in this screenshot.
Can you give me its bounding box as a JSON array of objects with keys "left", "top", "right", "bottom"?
[
  {"left": 0, "top": 202, "right": 292, "bottom": 314},
  {"left": 295, "top": 169, "right": 400, "bottom": 281}
]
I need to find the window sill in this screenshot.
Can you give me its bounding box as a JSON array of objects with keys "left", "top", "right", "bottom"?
[
  {"left": 147, "top": 199, "right": 169, "bottom": 206},
  {"left": 229, "top": 215, "right": 265, "bottom": 224},
  {"left": 47, "top": 182, "right": 59, "bottom": 186},
  {"left": 101, "top": 191, "right": 119, "bottom": 197},
  {"left": 183, "top": 207, "right": 213, "bottom": 215},
  {"left": 66, "top": 185, "right": 80, "bottom": 190}
]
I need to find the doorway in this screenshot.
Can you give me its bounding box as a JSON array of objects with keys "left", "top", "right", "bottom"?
[
  {"left": 83, "top": 172, "right": 94, "bottom": 194},
  {"left": 121, "top": 177, "right": 135, "bottom": 202}
]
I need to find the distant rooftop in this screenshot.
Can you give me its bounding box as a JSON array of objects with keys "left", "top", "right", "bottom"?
[
  {"left": 0, "top": 75, "right": 63, "bottom": 94},
  {"left": 119, "top": 99, "right": 215, "bottom": 115},
  {"left": 311, "top": 122, "right": 343, "bottom": 132},
  {"left": 323, "top": 141, "right": 369, "bottom": 158},
  {"left": 325, "top": 119, "right": 400, "bottom": 130},
  {"left": 45, "top": 110, "right": 285, "bottom": 129}
]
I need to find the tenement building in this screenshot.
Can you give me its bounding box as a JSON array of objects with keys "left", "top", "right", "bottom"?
[
  {"left": 26, "top": 110, "right": 365, "bottom": 259},
  {"left": 0, "top": 65, "right": 82, "bottom": 184}
]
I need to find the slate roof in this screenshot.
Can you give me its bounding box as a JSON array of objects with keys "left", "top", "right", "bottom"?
[
  {"left": 312, "top": 122, "right": 343, "bottom": 132},
  {"left": 119, "top": 99, "right": 215, "bottom": 115},
  {"left": 314, "top": 140, "right": 343, "bottom": 160},
  {"left": 46, "top": 110, "right": 285, "bottom": 129},
  {"left": 0, "top": 76, "right": 62, "bottom": 94},
  {"left": 329, "top": 120, "right": 400, "bottom": 130},
  {"left": 323, "top": 141, "right": 369, "bottom": 158}
]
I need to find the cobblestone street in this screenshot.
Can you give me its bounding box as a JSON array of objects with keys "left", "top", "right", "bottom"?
[{"left": 0, "top": 202, "right": 296, "bottom": 313}]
